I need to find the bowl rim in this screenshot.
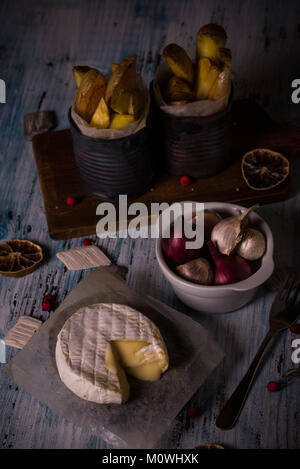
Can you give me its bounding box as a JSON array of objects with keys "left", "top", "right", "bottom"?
[{"left": 155, "top": 201, "right": 274, "bottom": 293}]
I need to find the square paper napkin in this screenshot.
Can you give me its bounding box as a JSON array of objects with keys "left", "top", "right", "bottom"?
[{"left": 5, "top": 266, "right": 224, "bottom": 449}]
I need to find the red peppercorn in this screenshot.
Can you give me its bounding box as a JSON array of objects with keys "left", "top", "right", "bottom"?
[
  {"left": 42, "top": 301, "right": 52, "bottom": 312},
  {"left": 290, "top": 324, "right": 300, "bottom": 334},
  {"left": 180, "top": 176, "right": 191, "bottom": 186},
  {"left": 267, "top": 381, "right": 279, "bottom": 392},
  {"left": 66, "top": 196, "right": 76, "bottom": 207},
  {"left": 43, "top": 294, "right": 54, "bottom": 304},
  {"left": 83, "top": 238, "right": 91, "bottom": 246},
  {"left": 188, "top": 406, "right": 200, "bottom": 418}
]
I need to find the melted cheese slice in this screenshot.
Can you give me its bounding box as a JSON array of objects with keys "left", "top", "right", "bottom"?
[{"left": 55, "top": 303, "right": 169, "bottom": 404}]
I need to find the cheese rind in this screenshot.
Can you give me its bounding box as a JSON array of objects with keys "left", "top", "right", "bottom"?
[{"left": 55, "top": 303, "right": 169, "bottom": 404}]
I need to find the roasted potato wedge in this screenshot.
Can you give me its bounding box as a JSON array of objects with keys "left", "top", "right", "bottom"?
[
  {"left": 105, "top": 56, "right": 136, "bottom": 104},
  {"left": 217, "top": 47, "right": 232, "bottom": 68},
  {"left": 195, "top": 58, "right": 220, "bottom": 100},
  {"left": 208, "top": 48, "right": 232, "bottom": 100},
  {"left": 163, "top": 43, "right": 194, "bottom": 87},
  {"left": 72, "top": 66, "right": 95, "bottom": 87},
  {"left": 110, "top": 113, "right": 135, "bottom": 130},
  {"left": 110, "top": 85, "right": 131, "bottom": 114},
  {"left": 196, "top": 23, "right": 227, "bottom": 61},
  {"left": 75, "top": 69, "right": 106, "bottom": 122},
  {"left": 90, "top": 97, "right": 110, "bottom": 129},
  {"left": 165, "top": 76, "right": 194, "bottom": 103},
  {"left": 208, "top": 69, "right": 230, "bottom": 100},
  {"left": 128, "top": 89, "right": 144, "bottom": 116}
]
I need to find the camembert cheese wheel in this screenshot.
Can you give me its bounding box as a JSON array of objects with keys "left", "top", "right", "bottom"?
[{"left": 55, "top": 303, "right": 169, "bottom": 404}]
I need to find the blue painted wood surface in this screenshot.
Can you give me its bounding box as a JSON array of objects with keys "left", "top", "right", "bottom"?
[{"left": 0, "top": 0, "right": 300, "bottom": 449}]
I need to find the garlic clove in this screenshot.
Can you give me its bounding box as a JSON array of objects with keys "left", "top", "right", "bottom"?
[
  {"left": 236, "top": 228, "right": 266, "bottom": 260},
  {"left": 211, "top": 204, "right": 259, "bottom": 256},
  {"left": 175, "top": 257, "right": 213, "bottom": 285}
]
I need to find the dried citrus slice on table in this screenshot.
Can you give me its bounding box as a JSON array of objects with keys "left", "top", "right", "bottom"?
[
  {"left": 0, "top": 240, "right": 43, "bottom": 278},
  {"left": 241, "top": 148, "right": 290, "bottom": 190}
]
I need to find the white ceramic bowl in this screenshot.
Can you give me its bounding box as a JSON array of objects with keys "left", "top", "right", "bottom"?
[{"left": 155, "top": 202, "right": 274, "bottom": 314}]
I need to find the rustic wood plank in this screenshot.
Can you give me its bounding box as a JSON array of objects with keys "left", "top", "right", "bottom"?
[
  {"left": 0, "top": 0, "right": 300, "bottom": 450},
  {"left": 30, "top": 100, "right": 297, "bottom": 240}
]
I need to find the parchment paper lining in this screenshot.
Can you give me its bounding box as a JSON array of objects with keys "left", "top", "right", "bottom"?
[
  {"left": 4, "top": 265, "right": 224, "bottom": 449},
  {"left": 153, "top": 62, "right": 231, "bottom": 117}
]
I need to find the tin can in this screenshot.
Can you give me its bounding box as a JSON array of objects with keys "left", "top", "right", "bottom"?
[
  {"left": 152, "top": 83, "right": 233, "bottom": 178},
  {"left": 69, "top": 110, "right": 154, "bottom": 200}
]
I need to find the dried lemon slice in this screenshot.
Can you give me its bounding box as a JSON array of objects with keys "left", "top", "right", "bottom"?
[
  {"left": 0, "top": 240, "right": 43, "bottom": 278},
  {"left": 241, "top": 148, "right": 290, "bottom": 191}
]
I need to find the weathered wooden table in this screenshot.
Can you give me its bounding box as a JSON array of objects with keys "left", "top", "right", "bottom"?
[{"left": 0, "top": 0, "right": 300, "bottom": 449}]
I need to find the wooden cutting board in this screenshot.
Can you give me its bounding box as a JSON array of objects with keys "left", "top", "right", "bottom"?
[{"left": 32, "top": 99, "right": 300, "bottom": 240}]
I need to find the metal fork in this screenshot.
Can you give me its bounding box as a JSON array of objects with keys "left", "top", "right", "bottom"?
[{"left": 216, "top": 272, "right": 300, "bottom": 430}]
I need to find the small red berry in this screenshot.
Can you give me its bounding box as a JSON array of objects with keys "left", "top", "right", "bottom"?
[
  {"left": 42, "top": 301, "right": 52, "bottom": 312},
  {"left": 267, "top": 381, "right": 279, "bottom": 392},
  {"left": 66, "top": 196, "right": 76, "bottom": 207},
  {"left": 43, "top": 294, "right": 54, "bottom": 303},
  {"left": 83, "top": 238, "right": 91, "bottom": 246},
  {"left": 188, "top": 406, "right": 200, "bottom": 418},
  {"left": 290, "top": 324, "right": 300, "bottom": 334},
  {"left": 180, "top": 176, "right": 191, "bottom": 186}
]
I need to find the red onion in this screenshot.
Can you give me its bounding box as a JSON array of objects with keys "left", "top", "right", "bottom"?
[
  {"left": 162, "top": 218, "right": 205, "bottom": 264},
  {"left": 207, "top": 241, "right": 252, "bottom": 285}
]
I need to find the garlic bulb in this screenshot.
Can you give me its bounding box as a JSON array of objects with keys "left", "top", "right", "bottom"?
[
  {"left": 236, "top": 228, "right": 266, "bottom": 260},
  {"left": 211, "top": 204, "right": 258, "bottom": 256},
  {"left": 175, "top": 258, "right": 213, "bottom": 285}
]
